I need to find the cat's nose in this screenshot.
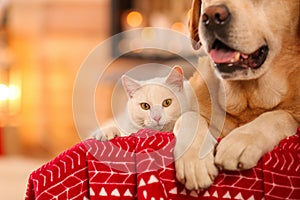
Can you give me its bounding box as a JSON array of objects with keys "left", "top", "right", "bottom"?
[{"left": 153, "top": 115, "right": 161, "bottom": 122}]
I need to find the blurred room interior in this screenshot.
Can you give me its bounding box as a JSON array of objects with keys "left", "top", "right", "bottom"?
[{"left": 0, "top": 0, "right": 198, "bottom": 198}]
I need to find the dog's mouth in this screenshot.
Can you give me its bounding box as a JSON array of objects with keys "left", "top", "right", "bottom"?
[{"left": 209, "top": 40, "right": 269, "bottom": 74}]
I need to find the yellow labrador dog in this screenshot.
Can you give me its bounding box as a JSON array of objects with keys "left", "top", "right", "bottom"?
[{"left": 174, "top": 0, "right": 300, "bottom": 190}]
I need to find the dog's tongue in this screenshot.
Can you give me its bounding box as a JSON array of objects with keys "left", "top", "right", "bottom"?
[{"left": 209, "top": 49, "right": 240, "bottom": 64}]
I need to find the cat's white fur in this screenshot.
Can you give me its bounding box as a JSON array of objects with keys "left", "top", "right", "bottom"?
[{"left": 93, "top": 66, "right": 197, "bottom": 141}]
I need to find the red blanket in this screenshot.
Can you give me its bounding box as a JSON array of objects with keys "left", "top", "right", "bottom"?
[{"left": 26, "top": 128, "right": 300, "bottom": 200}]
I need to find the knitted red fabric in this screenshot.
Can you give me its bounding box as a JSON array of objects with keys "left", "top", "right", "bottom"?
[{"left": 26, "top": 128, "right": 300, "bottom": 200}]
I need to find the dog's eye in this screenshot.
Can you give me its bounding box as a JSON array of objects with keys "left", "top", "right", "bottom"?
[
  {"left": 140, "top": 103, "right": 150, "bottom": 110},
  {"left": 162, "top": 99, "right": 172, "bottom": 107}
]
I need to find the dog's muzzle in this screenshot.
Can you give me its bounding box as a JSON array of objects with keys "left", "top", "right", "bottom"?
[{"left": 201, "top": 5, "right": 269, "bottom": 75}]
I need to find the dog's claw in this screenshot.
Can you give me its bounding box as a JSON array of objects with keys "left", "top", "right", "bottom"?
[
  {"left": 237, "top": 162, "right": 244, "bottom": 169},
  {"left": 209, "top": 174, "right": 216, "bottom": 181},
  {"left": 197, "top": 188, "right": 204, "bottom": 193},
  {"left": 179, "top": 178, "right": 186, "bottom": 184},
  {"left": 216, "top": 164, "right": 224, "bottom": 171}
]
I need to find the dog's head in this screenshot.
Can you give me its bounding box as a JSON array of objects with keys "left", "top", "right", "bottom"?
[{"left": 189, "top": 0, "right": 300, "bottom": 80}]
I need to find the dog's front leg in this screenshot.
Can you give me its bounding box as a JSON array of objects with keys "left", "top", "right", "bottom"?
[
  {"left": 215, "top": 110, "right": 299, "bottom": 171},
  {"left": 173, "top": 111, "right": 218, "bottom": 190}
]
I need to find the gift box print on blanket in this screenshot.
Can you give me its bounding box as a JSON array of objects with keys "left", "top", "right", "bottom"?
[{"left": 26, "top": 128, "right": 300, "bottom": 200}]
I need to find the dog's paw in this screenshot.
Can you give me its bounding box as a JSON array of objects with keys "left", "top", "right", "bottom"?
[
  {"left": 215, "top": 130, "right": 266, "bottom": 171},
  {"left": 175, "top": 149, "right": 218, "bottom": 190},
  {"left": 92, "top": 126, "right": 121, "bottom": 141}
]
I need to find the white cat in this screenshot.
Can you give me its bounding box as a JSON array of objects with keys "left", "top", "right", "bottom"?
[{"left": 93, "top": 65, "right": 196, "bottom": 141}]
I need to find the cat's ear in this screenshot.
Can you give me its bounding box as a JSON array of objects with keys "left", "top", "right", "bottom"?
[
  {"left": 165, "top": 65, "right": 184, "bottom": 91},
  {"left": 122, "top": 75, "right": 141, "bottom": 98}
]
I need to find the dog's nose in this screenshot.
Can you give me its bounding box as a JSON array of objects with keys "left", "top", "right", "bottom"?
[{"left": 202, "top": 5, "right": 231, "bottom": 28}]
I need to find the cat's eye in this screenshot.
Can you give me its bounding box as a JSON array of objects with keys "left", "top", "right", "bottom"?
[
  {"left": 140, "top": 103, "right": 150, "bottom": 110},
  {"left": 162, "top": 99, "right": 172, "bottom": 107}
]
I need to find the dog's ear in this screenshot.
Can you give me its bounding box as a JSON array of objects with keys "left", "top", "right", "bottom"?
[{"left": 188, "top": 0, "right": 202, "bottom": 50}]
